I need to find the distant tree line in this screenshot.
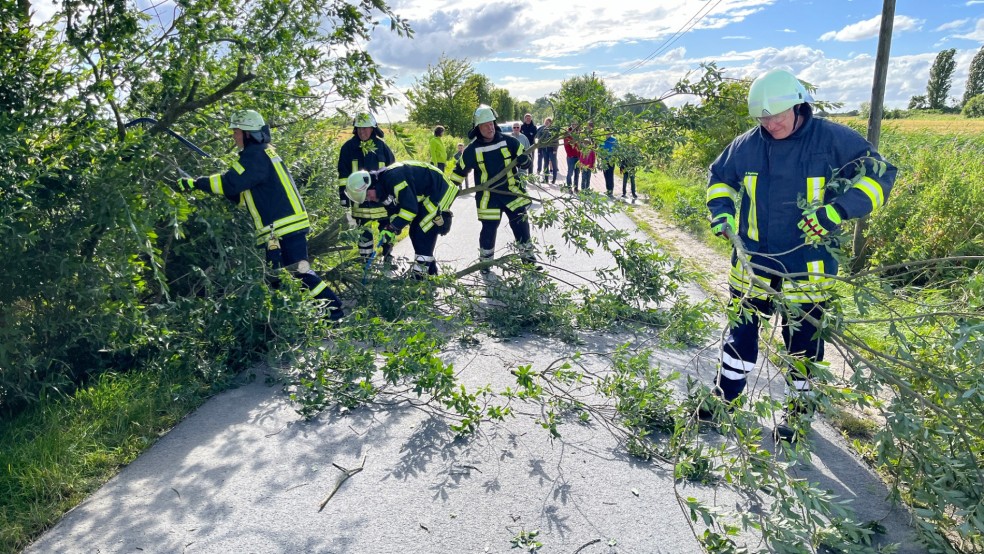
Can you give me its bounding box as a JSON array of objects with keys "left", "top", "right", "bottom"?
[
  {"left": 908, "top": 46, "right": 984, "bottom": 117},
  {"left": 404, "top": 57, "right": 669, "bottom": 136}
]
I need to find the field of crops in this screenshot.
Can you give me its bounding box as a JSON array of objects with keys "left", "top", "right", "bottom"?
[{"left": 831, "top": 114, "right": 984, "bottom": 135}]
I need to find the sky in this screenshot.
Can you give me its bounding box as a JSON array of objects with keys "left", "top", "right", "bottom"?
[{"left": 364, "top": 0, "right": 984, "bottom": 122}]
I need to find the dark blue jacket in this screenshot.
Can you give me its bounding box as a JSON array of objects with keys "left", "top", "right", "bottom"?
[
  {"left": 707, "top": 105, "right": 897, "bottom": 285},
  {"left": 374, "top": 161, "right": 458, "bottom": 233},
  {"left": 192, "top": 143, "right": 309, "bottom": 246},
  {"left": 450, "top": 129, "right": 532, "bottom": 220},
  {"left": 337, "top": 133, "right": 395, "bottom": 219}
]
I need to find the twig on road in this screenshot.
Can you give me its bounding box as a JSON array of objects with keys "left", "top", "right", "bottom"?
[{"left": 318, "top": 456, "right": 367, "bottom": 512}]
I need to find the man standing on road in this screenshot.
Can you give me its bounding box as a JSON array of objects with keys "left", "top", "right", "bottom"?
[
  {"left": 178, "top": 109, "right": 344, "bottom": 321},
  {"left": 337, "top": 113, "right": 396, "bottom": 264},
  {"left": 345, "top": 161, "right": 458, "bottom": 279},
  {"left": 450, "top": 105, "right": 537, "bottom": 273},
  {"left": 700, "top": 68, "right": 897, "bottom": 441},
  {"left": 519, "top": 113, "right": 538, "bottom": 155},
  {"left": 510, "top": 122, "right": 531, "bottom": 176},
  {"left": 535, "top": 118, "right": 558, "bottom": 184}
]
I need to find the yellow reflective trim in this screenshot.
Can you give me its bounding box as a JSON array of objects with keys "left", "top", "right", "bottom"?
[
  {"left": 744, "top": 173, "right": 759, "bottom": 242},
  {"left": 241, "top": 191, "right": 263, "bottom": 234},
  {"left": 209, "top": 174, "right": 224, "bottom": 195},
  {"left": 706, "top": 182, "right": 738, "bottom": 203},
  {"left": 268, "top": 148, "right": 305, "bottom": 214},
  {"left": 854, "top": 176, "right": 885, "bottom": 210},
  {"left": 308, "top": 281, "right": 328, "bottom": 298},
  {"left": 506, "top": 195, "right": 531, "bottom": 210},
  {"left": 419, "top": 198, "right": 438, "bottom": 231},
  {"left": 232, "top": 161, "right": 246, "bottom": 175},
  {"left": 806, "top": 177, "right": 825, "bottom": 204},
  {"left": 397, "top": 208, "right": 415, "bottom": 222},
  {"left": 476, "top": 150, "right": 488, "bottom": 183},
  {"left": 439, "top": 185, "right": 458, "bottom": 210},
  {"left": 393, "top": 181, "right": 408, "bottom": 195},
  {"left": 351, "top": 206, "right": 388, "bottom": 219},
  {"left": 478, "top": 207, "right": 500, "bottom": 221},
  {"left": 254, "top": 213, "right": 311, "bottom": 244},
  {"left": 782, "top": 276, "right": 834, "bottom": 303},
  {"left": 806, "top": 260, "right": 824, "bottom": 281}
]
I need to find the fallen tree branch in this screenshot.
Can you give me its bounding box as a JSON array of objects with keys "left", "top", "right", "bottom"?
[{"left": 317, "top": 455, "right": 366, "bottom": 512}]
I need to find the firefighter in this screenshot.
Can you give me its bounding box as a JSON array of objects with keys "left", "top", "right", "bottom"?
[
  {"left": 177, "top": 109, "right": 344, "bottom": 320},
  {"left": 337, "top": 112, "right": 396, "bottom": 263},
  {"left": 345, "top": 162, "right": 457, "bottom": 279},
  {"left": 449, "top": 105, "right": 537, "bottom": 273},
  {"left": 700, "top": 68, "right": 897, "bottom": 441}
]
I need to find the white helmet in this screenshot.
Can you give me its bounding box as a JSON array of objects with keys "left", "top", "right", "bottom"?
[
  {"left": 228, "top": 109, "right": 266, "bottom": 131},
  {"left": 473, "top": 104, "right": 498, "bottom": 127},
  {"left": 345, "top": 170, "right": 372, "bottom": 203},
  {"left": 354, "top": 113, "right": 377, "bottom": 128},
  {"left": 747, "top": 69, "right": 813, "bottom": 118}
]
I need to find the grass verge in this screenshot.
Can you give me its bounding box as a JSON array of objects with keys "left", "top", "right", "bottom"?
[{"left": 0, "top": 367, "right": 226, "bottom": 552}]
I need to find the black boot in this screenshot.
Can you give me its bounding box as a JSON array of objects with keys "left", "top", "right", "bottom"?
[{"left": 774, "top": 402, "right": 812, "bottom": 442}]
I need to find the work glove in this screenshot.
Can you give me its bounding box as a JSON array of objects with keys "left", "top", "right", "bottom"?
[
  {"left": 176, "top": 177, "right": 195, "bottom": 192},
  {"left": 798, "top": 204, "right": 843, "bottom": 241},
  {"left": 709, "top": 213, "right": 735, "bottom": 239},
  {"left": 379, "top": 226, "right": 397, "bottom": 245}
]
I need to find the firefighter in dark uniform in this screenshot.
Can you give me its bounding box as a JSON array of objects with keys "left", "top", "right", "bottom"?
[
  {"left": 345, "top": 161, "right": 458, "bottom": 279},
  {"left": 701, "top": 69, "right": 896, "bottom": 440},
  {"left": 449, "top": 105, "right": 536, "bottom": 272},
  {"left": 337, "top": 113, "right": 396, "bottom": 262},
  {"left": 178, "top": 109, "right": 344, "bottom": 320}
]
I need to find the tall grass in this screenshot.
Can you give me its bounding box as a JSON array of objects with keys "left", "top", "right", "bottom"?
[{"left": 0, "top": 368, "right": 219, "bottom": 552}]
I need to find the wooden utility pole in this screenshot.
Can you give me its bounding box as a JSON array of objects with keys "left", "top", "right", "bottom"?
[{"left": 852, "top": 0, "right": 896, "bottom": 270}]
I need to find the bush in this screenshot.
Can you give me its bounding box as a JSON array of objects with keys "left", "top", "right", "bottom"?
[
  {"left": 962, "top": 94, "right": 984, "bottom": 118},
  {"left": 865, "top": 130, "right": 984, "bottom": 277}
]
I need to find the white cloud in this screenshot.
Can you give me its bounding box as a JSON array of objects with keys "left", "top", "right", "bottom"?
[
  {"left": 29, "top": 0, "right": 60, "bottom": 25},
  {"left": 954, "top": 18, "right": 984, "bottom": 40},
  {"left": 372, "top": 1, "right": 976, "bottom": 120},
  {"left": 935, "top": 19, "right": 969, "bottom": 32},
  {"left": 819, "top": 14, "right": 922, "bottom": 42}
]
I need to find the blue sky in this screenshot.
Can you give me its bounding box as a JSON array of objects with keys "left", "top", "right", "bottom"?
[{"left": 366, "top": 0, "right": 984, "bottom": 121}]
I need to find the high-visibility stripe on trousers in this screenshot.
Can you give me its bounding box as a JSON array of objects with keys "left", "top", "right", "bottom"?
[{"left": 715, "top": 276, "right": 827, "bottom": 402}]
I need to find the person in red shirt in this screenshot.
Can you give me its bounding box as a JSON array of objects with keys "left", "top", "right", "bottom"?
[{"left": 562, "top": 125, "right": 581, "bottom": 190}]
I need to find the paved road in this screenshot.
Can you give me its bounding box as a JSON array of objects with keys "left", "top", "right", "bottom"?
[{"left": 27, "top": 156, "right": 923, "bottom": 553}]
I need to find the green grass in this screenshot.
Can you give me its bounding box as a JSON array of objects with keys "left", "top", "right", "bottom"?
[{"left": 0, "top": 367, "right": 221, "bottom": 552}]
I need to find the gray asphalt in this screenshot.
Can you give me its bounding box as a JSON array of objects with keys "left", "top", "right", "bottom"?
[{"left": 26, "top": 159, "right": 923, "bottom": 554}]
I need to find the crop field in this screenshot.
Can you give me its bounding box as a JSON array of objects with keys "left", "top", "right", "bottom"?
[{"left": 831, "top": 114, "right": 984, "bottom": 135}]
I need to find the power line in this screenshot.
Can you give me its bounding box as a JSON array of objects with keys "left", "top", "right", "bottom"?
[{"left": 618, "top": 0, "right": 726, "bottom": 77}]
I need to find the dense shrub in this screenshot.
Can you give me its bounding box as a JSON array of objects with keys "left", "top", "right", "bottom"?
[
  {"left": 865, "top": 130, "right": 984, "bottom": 273},
  {"left": 962, "top": 94, "right": 984, "bottom": 118}
]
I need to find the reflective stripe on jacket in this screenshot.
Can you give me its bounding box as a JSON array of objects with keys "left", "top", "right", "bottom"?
[
  {"left": 194, "top": 144, "right": 310, "bottom": 246},
  {"left": 376, "top": 161, "right": 458, "bottom": 233},
  {"left": 337, "top": 135, "right": 395, "bottom": 220},
  {"left": 706, "top": 104, "right": 897, "bottom": 290},
  {"left": 450, "top": 132, "right": 531, "bottom": 218}
]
